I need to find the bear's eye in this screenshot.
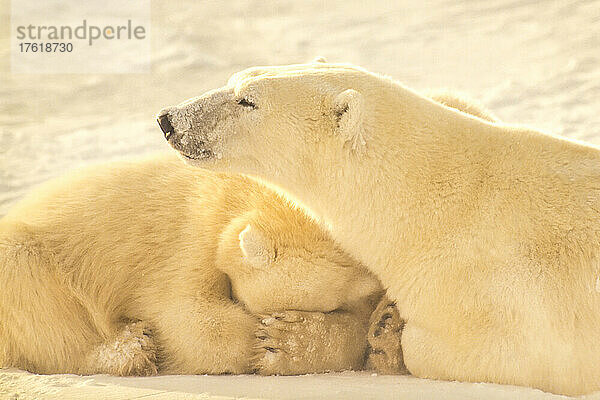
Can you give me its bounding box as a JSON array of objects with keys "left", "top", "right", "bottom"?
[{"left": 237, "top": 98, "right": 257, "bottom": 109}]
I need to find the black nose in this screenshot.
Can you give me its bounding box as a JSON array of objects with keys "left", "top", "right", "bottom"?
[{"left": 157, "top": 112, "right": 174, "bottom": 139}]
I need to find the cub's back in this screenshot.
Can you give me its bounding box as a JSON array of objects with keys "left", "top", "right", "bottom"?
[{"left": 0, "top": 154, "right": 242, "bottom": 289}]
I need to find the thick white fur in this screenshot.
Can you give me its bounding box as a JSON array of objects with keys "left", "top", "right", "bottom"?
[
  {"left": 0, "top": 154, "right": 381, "bottom": 375},
  {"left": 160, "top": 61, "right": 600, "bottom": 395},
  {"left": 425, "top": 89, "right": 498, "bottom": 122}
]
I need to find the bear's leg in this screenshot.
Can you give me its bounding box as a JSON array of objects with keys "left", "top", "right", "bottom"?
[
  {"left": 365, "top": 296, "right": 409, "bottom": 374},
  {"left": 84, "top": 320, "right": 157, "bottom": 376},
  {"left": 400, "top": 319, "right": 570, "bottom": 393},
  {"left": 400, "top": 321, "right": 530, "bottom": 387},
  {"left": 403, "top": 320, "right": 596, "bottom": 395},
  {"left": 150, "top": 297, "right": 258, "bottom": 374},
  {"left": 252, "top": 310, "right": 369, "bottom": 374},
  {"left": 0, "top": 224, "right": 119, "bottom": 374}
]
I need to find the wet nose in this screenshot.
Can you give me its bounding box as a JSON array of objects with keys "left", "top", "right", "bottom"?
[{"left": 157, "top": 110, "right": 174, "bottom": 140}]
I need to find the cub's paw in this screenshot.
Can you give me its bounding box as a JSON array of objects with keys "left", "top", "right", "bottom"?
[
  {"left": 252, "top": 310, "right": 330, "bottom": 375},
  {"left": 366, "top": 296, "right": 408, "bottom": 374},
  {"left": 87, "top": 320, "right": 158, "bottom": 376}
]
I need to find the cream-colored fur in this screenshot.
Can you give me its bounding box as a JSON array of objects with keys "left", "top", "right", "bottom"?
[
  {"left": 0, "top": 153, "right": 381, "bottom": 376},
  {"left": 426, "top": 90, "right": 498, "bottom": 122},
  {"left": 364, "top": 92, "right": 495, "bottom": 375},
  {"left": 159, "top": 61, "right": 600, "bottom": 395}
]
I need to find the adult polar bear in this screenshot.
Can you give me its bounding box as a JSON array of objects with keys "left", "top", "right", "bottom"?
[{"left": 158, "top": 61, "right": 600, "bottom": 395}]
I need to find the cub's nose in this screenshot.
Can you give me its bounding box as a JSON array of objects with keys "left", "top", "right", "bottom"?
[{"left": 157, "top": 110, "right": 174, "bottom": 140}]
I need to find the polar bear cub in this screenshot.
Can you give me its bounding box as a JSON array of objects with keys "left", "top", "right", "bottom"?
[
  {"left": 158, "top": 60, "right": 600, "bottom": 395},
  {"left": 0, "top": 154, "right": 381, "bottom": 376}
]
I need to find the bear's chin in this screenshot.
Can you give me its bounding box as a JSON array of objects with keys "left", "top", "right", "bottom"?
[
  {"left": 175, "top": 149, "right": 215, "bottom": 164},
  {"left": 187, "top": 149, "right": 213, "bottom": 160}
]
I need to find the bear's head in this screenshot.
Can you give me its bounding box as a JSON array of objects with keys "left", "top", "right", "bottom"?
[
  {"left": 156, "top": 59, "right": 386, "bottom": 189},
  {"left": 215, "top": 217, "right": 381, "bottom": 314}
]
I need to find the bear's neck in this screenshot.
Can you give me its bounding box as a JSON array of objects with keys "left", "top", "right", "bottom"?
[{"left": 274, "top": 90, "right": 507, "bottom": 298}]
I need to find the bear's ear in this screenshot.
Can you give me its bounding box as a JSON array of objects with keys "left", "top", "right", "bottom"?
[
  {"left": 311, "top": 56, "right": 327, "bottom": 63},
  {"left": 333, "top": 89, "right": 367, "bottom": 153},
  {"left": 239, "top": 224, "right": 276, "bottom": 268}
]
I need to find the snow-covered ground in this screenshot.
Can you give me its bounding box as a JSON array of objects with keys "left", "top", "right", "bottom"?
[
  {"left": 1, "top": 0, "right": 600, "bottom": 398},
  {"left": 4, "top": 369, "right": 599, "bottom": 400}
]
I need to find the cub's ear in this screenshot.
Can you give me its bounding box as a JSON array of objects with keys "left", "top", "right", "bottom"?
[
  {"left": 239, "top": 224, "right": 276, "bottom": 268},
  {"left": 333, "top": 89, "right": 367, "bottom": 153},
  {"left": 311, "top": 56, "right": 327, "bottom": 63}
]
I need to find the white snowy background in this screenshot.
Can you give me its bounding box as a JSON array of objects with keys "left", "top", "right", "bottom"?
[{"left": 1, "top": 0, "right": 600, "bottom": 398}]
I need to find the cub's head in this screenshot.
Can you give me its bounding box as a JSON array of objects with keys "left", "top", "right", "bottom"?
[
  {"left": 157, "top": 59, "right": 383, "bottom": 185},
  {"left": 215, "top": 221, "right": 381, "bottom": 314}
]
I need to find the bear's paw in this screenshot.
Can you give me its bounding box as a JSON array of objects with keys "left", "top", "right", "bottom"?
[{"left": 366, "top": 296, "right": 409, "bottom": 375}]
